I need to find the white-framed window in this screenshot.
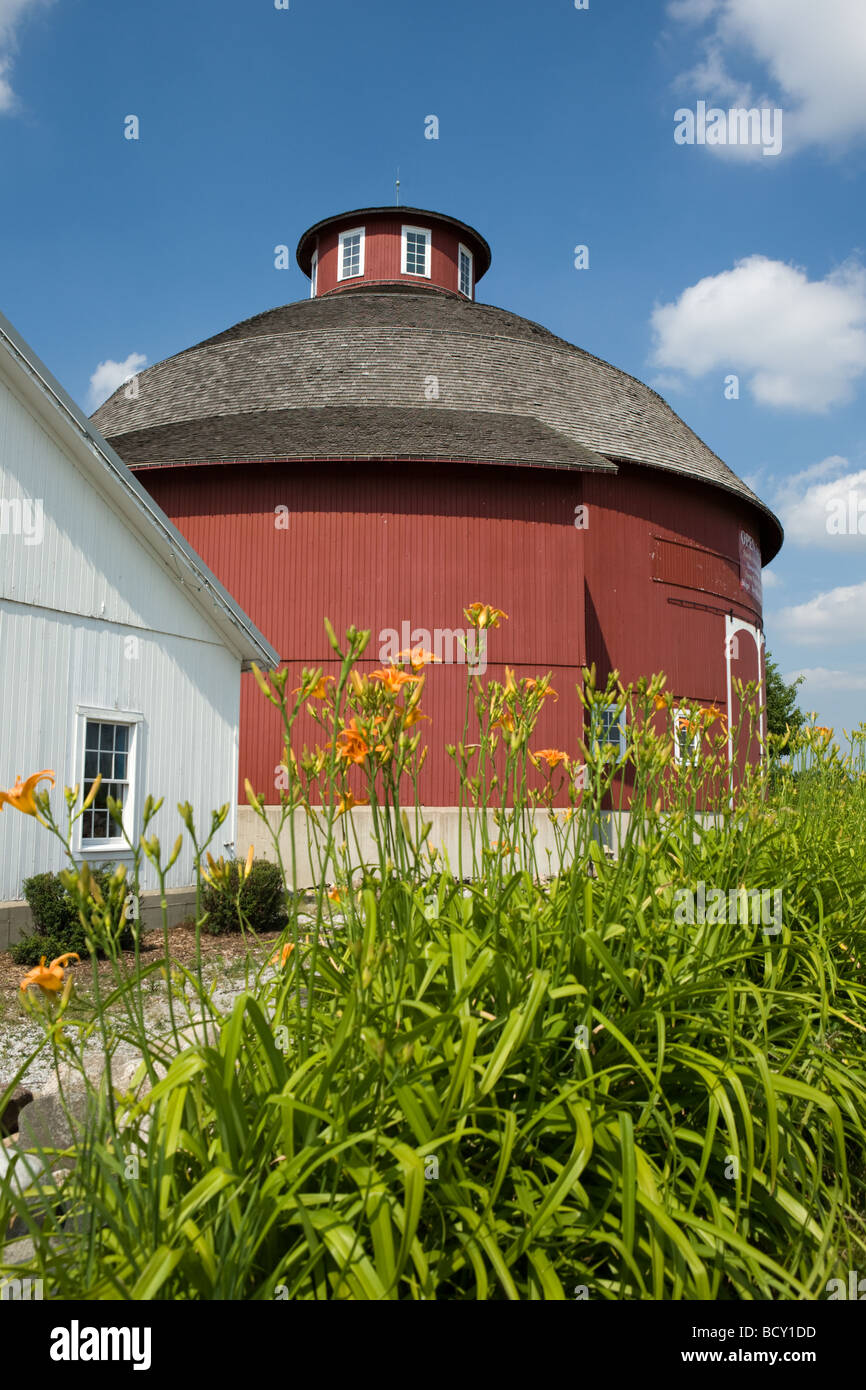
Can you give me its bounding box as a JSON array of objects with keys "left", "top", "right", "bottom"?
[
  {"left": 402, "top": 225, "right": 431, "bottom": 278},
  {"left": 310, "top": 248, "right": 318, "bottom": 298},
  {"left": 74, "top": 708, "right": 143, "bottom": 851},
  {"left": 673, "top": 706, "right": 701, "bottom": 767},
  {"left": 338, "top": 227, "right": 365, "bottom": 281},
  {"left": 590, "top": 700, "right": 627, "bottom": 762},
  {"left": 458, "top": 243, "right": 474, "bottom": 299}
]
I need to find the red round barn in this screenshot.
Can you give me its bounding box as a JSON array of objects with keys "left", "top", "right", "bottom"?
[{"left": 91, "top": 205, "right": 783, "bottom": 806}]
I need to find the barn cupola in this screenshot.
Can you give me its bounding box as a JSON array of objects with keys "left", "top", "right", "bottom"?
[{"left": 296, "top": 205, "right": 492, "bottom": 301}]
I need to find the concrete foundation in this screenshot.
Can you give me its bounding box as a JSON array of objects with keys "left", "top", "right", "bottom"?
[
  {"left": 0, "top": 887, "right": 198, "bottom": 952},
  {"left": 236, "top": 805, "right": 628, "bottom": 889},
  {"left": 0, "top": 808, "right": 633, "bottom": 949}
]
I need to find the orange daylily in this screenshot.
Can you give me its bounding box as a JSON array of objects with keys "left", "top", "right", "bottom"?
[
  {"left": 532, "top": 748, "right": 570, "bottom": 770},
  {"left": 294, "top": 675, "right": 334, "bottom": 700},
  {"left": 20, "top": 952, "right": 80, "bottom": 994},
  {"left": 397, "top": 703, "right": 429, "bottom": 729},
  {"left": 526, "top": 678, "right": 558, "bottom": 702},
  {"left": 328, "top": 886, "right": 343, "bottom": 904},
  {"left": 335, "top": 719, "right": 372, "bottom": 764},
  {"left": 0, "top": 769, "right": 55, "bottom": 817},
  {"left": 270, "top": 943, "right": 295, "bottom": 967},
  {"left": 371, "top": 665, "right": 421, "bottom": 695},
  {"left": 701, "top": 705, "right": 727, "bottom": 728},
  {"left": 493, "top": 710, "right": 515, "bottom": 734},
  {"left": 464, "top": 603, "right": 508, "bottom": 630},
  {"left": 336, "top": 790, "right": 368, "bottom": 817},
  {"left": 397, "top": 648, "right": 441, "bottom": 671}
]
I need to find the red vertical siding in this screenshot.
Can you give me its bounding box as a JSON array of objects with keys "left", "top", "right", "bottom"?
[
  {"left": 314, "top": 216, "right": 469, "bottom": 298},
  {"left": 135, "top": 456, "right": 768, "bottom": 807},
  {"left": 582, "top": 464, "right": 762, "bottom": 703},
  {"left": 139, "top": 461, "right": 586, "bottom": 803}
]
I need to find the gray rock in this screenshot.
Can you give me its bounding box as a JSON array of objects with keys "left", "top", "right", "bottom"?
[
  {"left": 16, "top": 1045, "right": 150, "bottom": 1161},
  {"left": 1, "top": 1235, "right": 36, "bottom": 1266},
  {"left": 0, "top": 1141, "right": 48, "bottom": 1196},
  {"left": 0, "top": 1141, "right": 62, "bottom": 1240}
]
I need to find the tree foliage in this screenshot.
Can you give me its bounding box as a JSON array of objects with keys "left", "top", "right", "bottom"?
[{"left": 765, "top": 651, "right": 806, "bottom": 739}]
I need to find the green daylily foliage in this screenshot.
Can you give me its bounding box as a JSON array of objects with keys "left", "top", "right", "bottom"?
[{"left": 2, "top": 652, "right": 865, "bottom": 1300}]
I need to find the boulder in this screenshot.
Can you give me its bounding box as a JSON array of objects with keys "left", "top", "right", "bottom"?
[{"left": 16, "top": 1045, "right": 152, "bottom": 1161}]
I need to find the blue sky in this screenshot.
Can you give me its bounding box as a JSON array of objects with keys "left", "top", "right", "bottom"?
[{"left": 2, "top": 0, "right": 865, "bottom": 734}]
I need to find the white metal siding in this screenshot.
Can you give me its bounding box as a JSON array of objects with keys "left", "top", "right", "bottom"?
[
  {"left": 0, "top": 372, "right": 218, "bottom": 644},
  {"left": 0, "top": 603, "right": 240, "bottom": 901},
  {"left": 0, "top": 370, "right": 244, "bottom": 902}
]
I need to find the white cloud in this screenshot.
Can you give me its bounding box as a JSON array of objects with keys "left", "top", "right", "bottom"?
[
  {"left": 787, "top": 666, "right": 866, "bottom": 693},
  {"left": 670, "top": 0, "right": 866, "bottom": 154},
  {"left": 777, "top": 581, "right": 866, "bottom": 645},
  {"left": 650, "top": 257, "right": 866, "bottom": 413},
  {"left": 88, "top": 353, "right": 147, "bottom": 410},
  {"left": 0, "top": 55, "right": 14, "bottom": 112},
  {"left": 774, "top": 457, "right": 866, "bottom": 548},
  {"left": 761, "top": 568, "right": 781, "bottom": 589},
  {"left": 0, "top": 0, "right": 52, "bottom": 115}
]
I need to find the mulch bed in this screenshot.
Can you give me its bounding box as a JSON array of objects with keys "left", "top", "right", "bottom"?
[{"left": 0, "top": 922, "right": 287, "bottom": 1013}]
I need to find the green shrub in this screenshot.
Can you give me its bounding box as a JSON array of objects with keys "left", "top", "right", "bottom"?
[
  {"left": 11, "top": 867, "right": 135, "bottom": 965},
  {"left": 200, "top": 858, "right": 288, "bottom": 936}
]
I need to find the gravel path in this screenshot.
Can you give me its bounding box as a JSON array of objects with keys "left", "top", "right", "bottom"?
[
  {"left": 0, "top": 979, "right": 253, "bottom": 1093},
  {"left": 0, "top": 917, "right": 324, "bottom": 1096}
]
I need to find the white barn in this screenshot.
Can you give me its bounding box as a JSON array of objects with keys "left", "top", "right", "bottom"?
[{"left": 0, "top": 311, "right": 279, "bottom": 916}]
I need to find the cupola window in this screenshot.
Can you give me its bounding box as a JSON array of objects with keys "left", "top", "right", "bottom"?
[
  {"left": 310, "top": 248, "right": 318, "bottom": 298},
  {"left": 459, "top": 244, "right": 474, "bottom": 299},
  {"left": 338, "top": 227, "right": 365, "bottom": 280},
  {"left": 402, "top": 226, "right": 432, "bottom": 278}
]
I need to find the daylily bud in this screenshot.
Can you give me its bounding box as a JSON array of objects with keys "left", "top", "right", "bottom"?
[
  {"left": 81, "top": 774, "right": 103, "bottom": 812},
  {"left": 244, "top": 779, "right": 264, "bottom": 811},
  {"left": 250, "top": 663, "right": 279, "bottom": 706},
  {"left": 166, "top": 835, "right": 184, "bottom": 870}
]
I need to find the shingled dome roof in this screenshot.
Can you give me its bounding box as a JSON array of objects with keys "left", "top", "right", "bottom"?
[{"left": 92, "top": 283, "right": 784, "bottom": 561}]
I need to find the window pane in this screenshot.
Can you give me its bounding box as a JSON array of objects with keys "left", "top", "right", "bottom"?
[
  {"left": 81, "top": 722, "right": 131, "bottom": 836},
  {"left": 341, "top": 233, "right": 362, "bottom": 278},
  {"left": 405, "top": 232, "right": 427, "bottom": 275}
]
